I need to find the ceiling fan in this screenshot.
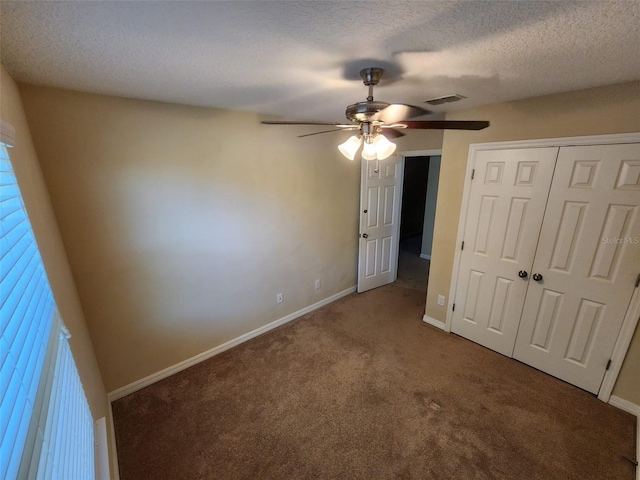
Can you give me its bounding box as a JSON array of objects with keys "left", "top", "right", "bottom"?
[{"left": 262, "top": 67, "right": 489, "bottom": 160}]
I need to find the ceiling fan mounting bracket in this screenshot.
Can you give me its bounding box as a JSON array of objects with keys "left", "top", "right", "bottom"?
[
  {"left": 360, "top": 67, "right": 384, "bottom": 87},
  {"left": 360, "top": 67, "right": 384, "bottom": 101}
]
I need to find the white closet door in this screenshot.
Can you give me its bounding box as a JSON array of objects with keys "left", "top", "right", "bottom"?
[
  {"left": 513, "top": 144, "right": 640, "bottom": 393},
  {"left": 451, "top": 148, "right": 558, "bottom": 355}
]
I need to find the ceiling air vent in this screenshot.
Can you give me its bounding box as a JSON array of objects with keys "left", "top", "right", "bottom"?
[{"left": 424, "top": 94, "right": 467, "bottom": 106}]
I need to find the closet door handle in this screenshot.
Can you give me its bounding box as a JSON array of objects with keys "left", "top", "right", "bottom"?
[
  {"left": 532, "top": 273, "right": 543, "bottom": 282},
  {"left": 518, "top": 270, "right": 528, "bottom": 278}
]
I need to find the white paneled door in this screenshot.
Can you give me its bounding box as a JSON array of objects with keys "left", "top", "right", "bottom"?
[
  {"left": 451, "top": 148, "right": 559, "bottom": 355},
  {"left": 513, "top": 144, "right": 640, "bottom": 393},
  {"left": 358, "top": 156, "right": 403, "bottom": 293},
  {"left": 453, "top": 142, "right": 640, "bottom": 394}
]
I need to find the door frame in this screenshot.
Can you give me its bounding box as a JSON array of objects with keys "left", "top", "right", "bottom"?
[
  {"left": 396, "top": 148, "right": 442, "bottom": 270},
  {"left": 446, "top": 132, "right": 640, "bottom": 402},
  {"left": 358, "top": 149, "right": 442, "bottom": 293}
]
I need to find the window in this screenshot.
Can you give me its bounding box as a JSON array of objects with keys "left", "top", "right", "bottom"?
[{"left": 1, "top": 143, "right": 95, "bottom": 479}]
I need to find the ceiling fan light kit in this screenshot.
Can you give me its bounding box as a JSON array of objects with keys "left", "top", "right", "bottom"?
[
  {"left": 262, "top": 67, "right": 489, "bottom": 161},
  {"left": 373, "top": 134, "right": 397, "bottom": 159},
  {"left": 361, "top": 139, "right": 378, "bottom": 161},
  {"left": 338, "top": 135, "right": 363, "bottom": 161},
  {"left": 338, "top": 128, "right": 397, "bottom": 161},
  {"left": 337, "top": 129, "right": 397, "bottom": 161}
]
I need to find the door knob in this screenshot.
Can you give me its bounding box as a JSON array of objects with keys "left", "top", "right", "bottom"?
[
  {"left": 532, "top": 273, "right": 543, "bottom": 281},
  {"left": 362, "top": 233, "right": 369, "bottom": 238},
  {"left": 518, "top": 270, "right": 528, "bottom": 278}
]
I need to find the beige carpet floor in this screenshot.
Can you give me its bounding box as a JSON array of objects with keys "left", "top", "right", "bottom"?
[{"left": 112, "top": 284, "right": 636, "bottom": 480}]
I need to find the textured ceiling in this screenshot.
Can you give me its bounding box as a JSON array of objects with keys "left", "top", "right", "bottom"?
[{"left": 2, "top": 1, "right": 640, "bottom": 122}]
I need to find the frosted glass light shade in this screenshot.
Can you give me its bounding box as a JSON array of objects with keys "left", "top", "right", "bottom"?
[
  {"left": 362, "top": 140, "right": 377, "bottom": 160},
  {"left": 374, "top": 134, "right": 397, "bottom": 160},
  {"left": 338, "top": 135, "right": 362, "bottom": 160}
]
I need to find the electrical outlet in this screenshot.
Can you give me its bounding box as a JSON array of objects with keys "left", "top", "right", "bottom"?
[
  {"left": 276, "top": 293, "right": 283, "bottom": 304},
  {"left": 437, "top": 295, "right": 445, "bottom": 307},
  {"left": 315, "top": 279, "right": 321, "bottom": 289}
]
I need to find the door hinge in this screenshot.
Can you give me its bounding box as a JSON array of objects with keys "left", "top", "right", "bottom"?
[
  {"left": 635, "top": 273, "right": 640, "bottom": 288},
  {"left": 605, "top": 359, "right": 612, "bottom": 371},
  {"left": 461, "top": 241, "right": 464, "bottom": 250},
  {"left": 471, "top": 169, "right": 475, "bottom": 180},
  {"left": 452, "top": 303, "right": 455, "bottom": 312}
]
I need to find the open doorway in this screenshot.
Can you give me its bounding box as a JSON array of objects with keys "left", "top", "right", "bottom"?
[{"left": 396, "top": 155, "right": 441, "bottom": 292}]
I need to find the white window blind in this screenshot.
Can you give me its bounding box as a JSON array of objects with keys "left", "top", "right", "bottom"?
[
  {"left": 18, "top": 317, "right": 95, "bottom": 479},
  {"left": 0, "top": 143, "right": 94, "bottom": 479}
]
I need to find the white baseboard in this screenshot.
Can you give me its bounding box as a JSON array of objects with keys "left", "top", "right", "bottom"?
[
  {"left": 108, "top": 286, "right": 357, "bottom": 402},
  {"left": 422, "top": 314, "right": 445, "bottom": 331},
  {"left": 609, "top": 395, "right": 640, "bottom": 416},
  {"left": 419, "top": 253, "right": 431, "bottom": 260},
  {"left": 609, "top": 395, "right": 640, "bottom": 480}
]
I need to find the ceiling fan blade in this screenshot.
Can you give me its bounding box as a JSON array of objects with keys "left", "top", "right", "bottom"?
[
  {"left": 370, "top": 104, "right": 431, "bottom": 123},
  {"left": 261, "top": 121, "right": 344, "bottom": 126},
  {"left": 398, "top": 120, "right": 490, "bottom": 130},
  {"left": 298, "top": 128, "right": 359, "bottom": 138},
  {"left": 380, "top": 128, "right": 406, "bottom": 139}
]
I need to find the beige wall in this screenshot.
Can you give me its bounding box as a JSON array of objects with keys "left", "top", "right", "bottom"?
[
  {"left": 613, "top": 323, "right": 639, "bottom": 404},
  {"left": 1, "top": 66, "right": 115, "bottom": 474},
  {"left": 17, "top": 84, "right": 443, "bottom": 393},
  {"left": 398, "top": 130, "right": 444, "bottom": 154},
  {"left": 425, "top": 80, "right": 640, "bottom": 404},
  {"left": 18, "top": 85, "right": 364, "bottom": 392}
]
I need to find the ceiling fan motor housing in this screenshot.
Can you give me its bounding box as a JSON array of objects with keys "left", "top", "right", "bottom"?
[{"left": 345, "top": 101, "right": 390, "bottom": 122}]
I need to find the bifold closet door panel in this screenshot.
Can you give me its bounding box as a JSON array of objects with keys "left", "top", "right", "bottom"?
[
  {"left": 451, "top": 147, "right": 559, "bottom": 356},
  {"left": 513, "top": 143, "right": 640, "bottom": 394}
]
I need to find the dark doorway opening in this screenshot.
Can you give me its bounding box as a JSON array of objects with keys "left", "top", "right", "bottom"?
[{"left": 396, "top": 155, "right": 440, "bottom": 292}]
